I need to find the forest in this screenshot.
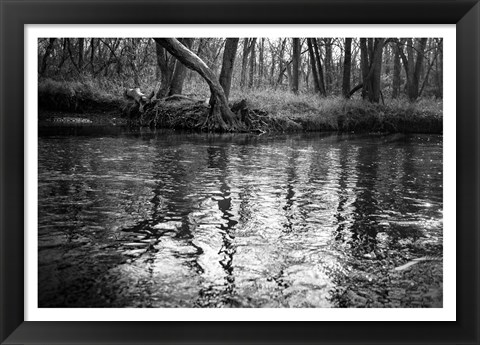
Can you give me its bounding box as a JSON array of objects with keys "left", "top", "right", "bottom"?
[
  {"left": 36, "top": 36, "right": 445, "bottom": 309},
  {"left": 38, "top": 37, "right": 443, "bottom": 133}
]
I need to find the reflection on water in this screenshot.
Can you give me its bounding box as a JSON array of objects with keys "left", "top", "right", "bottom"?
[{"left": 38, "top": 130, "right": 443, "bottom": 307}]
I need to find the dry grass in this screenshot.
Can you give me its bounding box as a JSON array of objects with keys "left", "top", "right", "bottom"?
[
  {"left": 38, "top": 78, "right": 443, "bottom": 133},
  {"left": 230, "top": 88, "right": 442, "bottom": 133},
  {"left": 38, "top": 78, "right": 121, "bottom": 112}
]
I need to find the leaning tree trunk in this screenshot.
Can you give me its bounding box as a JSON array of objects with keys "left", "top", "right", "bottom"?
[
  {"left": 219, "top": 38, "right": 239, "bottom": 100},
  {"left": 154, "top": 38, "right": 238, "bottom": 131},
  {"left": 169, "top": 38, "right": 194, "bottom": 96}
]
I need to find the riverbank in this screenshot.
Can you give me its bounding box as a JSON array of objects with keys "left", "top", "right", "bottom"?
[{"left": 38, "top": 79, "right": 443, "bottom": 134}]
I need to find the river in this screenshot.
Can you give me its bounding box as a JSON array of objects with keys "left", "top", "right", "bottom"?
[{"left": 38, "top": 128, "right": 443, "bottom": 308}]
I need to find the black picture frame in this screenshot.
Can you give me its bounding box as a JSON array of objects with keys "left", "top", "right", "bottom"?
[{"left": 1, "top": 0, "right": 479, "bottom": 344}]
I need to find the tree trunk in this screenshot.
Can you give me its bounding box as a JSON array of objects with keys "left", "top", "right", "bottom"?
[
  {"left": 78, "top": 38, "right": 84, "bottom": 71},
  {"left": 258, "top": 38, "right": 264, "bottom": 87},
  {"left": 270, "top": 42, "right": 276, "bottom": 86},
  {"left": 276, "top": 38, "right": 286, "bottom": 88},
  {"left": 66, "top": 38, "right": 80, "bottom": 73},
  {"left": 342, "top": 38, "right": 352, "bottom": 98},
  {"left": 240, "top": 38, "right": 250, "bottom": 90},
  {"left": 324, "top": 38, "right": 333, "bottom": 93},
  {"left": 58, "top": 38, "right": 68, "bottom": 72},
  {"left": 305, "top": 55, "right": 310, "bottom": 89},
  {"left": 292, "top": 38, "right": 300, "bottom": 94},
  {"left": 361, "top": 38, "right": 385, "bottom": 103},
  {"left": 90, "top": 38, "right": 95, "bottom": 74},
  {"left": 169, "top": 38, "right": 194, "bottom": 95},
  {"left": 307, "top": 38, "right": 321, "bottom": 93},
  {"left": 406, "top": 38, "right": 416, "bottom": 100},
  {"left": 419, "top": 43, "right": 439, "bottom": 98},
  {"left": 219, "top": 38, "right": 239, "bottom": 100},
  {"left": 312, "top": 39, "right": 326, "bottom": 96},
  {"left": 405, "top": 38, "right": 427, "bottom": 101},
  {"left": 40, "top": 38, "right": 56, "bottom": 76},
  {"left": 412, "top": 38, "right": 427, "bottom": 100},
  {"left": 392, "top": 42, "right": 402, "bottom": 98},
  {"left": 371, "top": 38, "right": 384, "bottom": 103},
  {"left": 154, "top": 38, "right": 238, "bottom": 131},
  {"left": 248, "top": 38, "right": 257, "bottom": 89},
  {"left": 155, "top": 41, "right": 173, "bottom": 98},
  {"left": 360, "top": 38, "right": 369, "bottom": 99},
  {"left": 435, "top": 38, "right": 443, "bottom": 98},
  {"left": 286, "top": 63, "right": 293, "bottom": 90}
]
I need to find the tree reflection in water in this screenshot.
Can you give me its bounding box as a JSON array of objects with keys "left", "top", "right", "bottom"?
[{"left": 38, "top": 131, "right": 443, "bottom": 308}]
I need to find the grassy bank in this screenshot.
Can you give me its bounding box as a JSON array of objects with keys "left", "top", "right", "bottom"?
[
  {"left": 38, "top": 79, "right": 442, "bottom": 134},
  {"left": 229, "top": 89, "right": 443, "bottom": 133},
  {"left": 38, "top": 78, "right": 123, "bottom": 111}
]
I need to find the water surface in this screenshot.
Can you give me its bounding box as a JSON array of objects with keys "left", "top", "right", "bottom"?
[{"left": 38, "top": 129, "right": 443, "bottom": 307}]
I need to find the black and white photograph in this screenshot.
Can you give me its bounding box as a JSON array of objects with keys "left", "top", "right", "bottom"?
[{"left": 37, "top": 35, "right": 444, "bottom": 309}]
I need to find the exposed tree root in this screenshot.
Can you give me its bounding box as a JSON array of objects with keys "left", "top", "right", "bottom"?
[
  {"left": 125, "top": 97, "right": 302, "bottom": 133},
  {"left": 122, "top": 96, "right": 442, "bottom": 134}
]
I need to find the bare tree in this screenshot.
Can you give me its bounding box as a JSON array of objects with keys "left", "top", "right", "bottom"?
[
  {"left": 312, "top": 39, "right": 326, "bottom": 96},
  {"left": 276, "top": 38, "right": 287, "bottom": 88},
  {"left": 219, "top": 38, "right": 239, "bottom": 100},
  {"left": 396, "top": 38, "right": 428, "bottom": 101},
  {"left": 40, "top": 38, "right": 56, "bottom": 76},
  {"left": 248, "top": 38, "right": 257, "bottom": 89},
  {"left": 169, "top": 38, "right": 194, "bottom": 95},
  {"left": 78, "top": 38, "right": 84, "bottom": 71},
  {"left": 258, "top": 38, "right": 264, "bottom": 87},
  {"left": 155, "top": 40, "right": 176, "bottom": 98},
  {"left": 154, "top": 38, "right": 238, "bottom": 131},
  {"left": 240, "top": 38, "right": 250, "bottom": 90},
  {"left": 360, "top": 38, "right": 385, "bottom": 103},
  {"left": 291, "top": 38, "right": 300, "bottom": 94},
  {"left": 307, "top": 38, "right": 321, "bottom": 94},
  {"left": 342, "top": 38, "right": 352, "bottom": 98},
  {"left": 392, "top": 39, "right": 403, "bottom": 98},
  {"left": 324, "top": 38, "right": 333, "bottom": 92}
]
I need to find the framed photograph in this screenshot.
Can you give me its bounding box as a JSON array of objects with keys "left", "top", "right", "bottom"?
[{"left": 1, "top": 0, "right": 479, "bottom": 344}]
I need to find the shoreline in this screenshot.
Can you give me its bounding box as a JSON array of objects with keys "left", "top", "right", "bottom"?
[
  {"left": 38, "top": 79, "right": 443, "bottom": 134},
  {"left": 39, "top": 106, "right": 443, "bottom": 135}
]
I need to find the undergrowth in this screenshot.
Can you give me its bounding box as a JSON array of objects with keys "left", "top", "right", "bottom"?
[
  {"left": 38, "top": 78, "right": 122, "bottom": 112},
  {"left": 230, "top": 89, "right": 442, "bottom": 133},
  {"left": 38, "top": 78, "right": 443, "bottom": 133}
]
